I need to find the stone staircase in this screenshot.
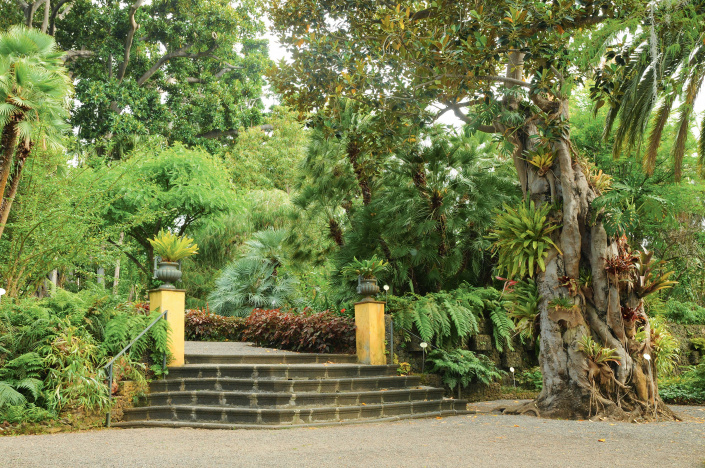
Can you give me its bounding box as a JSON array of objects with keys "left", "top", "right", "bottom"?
[{"left": 115, "top": 350, "right": 469, "bottom": 429}]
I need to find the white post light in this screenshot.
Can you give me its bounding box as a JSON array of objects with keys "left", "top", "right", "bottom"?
[
  {"left": 0, "top": 288, "right": 5, "bottom": 304},
  {"left": 510, "top": 367, "right": 516, "bottom": 388},
  {"left": 420, "top": 341, "right": 428, "bottom": 373},
  {"left": 643, "top": 353, "right": 656, "bottom": 418}
]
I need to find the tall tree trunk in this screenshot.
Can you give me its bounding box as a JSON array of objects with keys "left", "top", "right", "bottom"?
[
  {"left": 0, "top": 118, "right": 19, "bottom": 214},
  {"left": 113, "top": 232, "right": 124, "bottom": 294},
  {"left": 97, "top": 266, "right": 105, "bottom": 286},
  {"left": 0, "top": 140, "right": 32, "bottom": 240},
  {"left": 498, "top": 54, "right": 674, "bottom": 421}
]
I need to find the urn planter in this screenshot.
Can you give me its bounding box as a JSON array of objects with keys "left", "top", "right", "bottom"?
[
  {"left": 155, "top": 261, "right": 181, "bottom": 289},
  {"left": 357, "top": 276, "right": 380, "bottom": 297}
]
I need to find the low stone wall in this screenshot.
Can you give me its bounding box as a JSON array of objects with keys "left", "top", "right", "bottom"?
[
  {"left": 667, "top": 323, "right": 705, "bottom": 368},
  {"left": 386, "top": 317, "right": 704, "bottom": 400},
  {"left": 386, "top": 316, "right": 539, "bottom": 401}
]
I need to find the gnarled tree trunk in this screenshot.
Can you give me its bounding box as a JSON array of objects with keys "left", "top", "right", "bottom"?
[{"left": 504, "top": 96, "right": 675, "bottom": 421}]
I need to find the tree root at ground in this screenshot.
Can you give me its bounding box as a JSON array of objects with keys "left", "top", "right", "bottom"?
[{"left": 497, "top": 397, "right": 681, "bottom": 423}]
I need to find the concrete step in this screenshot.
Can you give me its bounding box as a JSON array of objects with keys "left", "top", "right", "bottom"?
[
  {"left": 185, "top": 353, "right": 357, "bottom": 365},
  {"left": 142, "top": 387, "right": 446, "bottom": 408},
  {"left": 149, "top": 375, "right": 424, "bottom": 393},
  {"left": 121, "top": 399, "right": 468, "bottom": 426},
  {"left": 113, "top": 408, "right": 473, "bottom": 430},
  {"left": 164, "top": 364, "right": 397, "bottom": 380}
]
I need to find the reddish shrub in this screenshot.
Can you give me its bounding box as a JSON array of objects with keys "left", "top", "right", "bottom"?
[
  {"left": 185, "top": 308, "right": 246, "bottom": 341},
  {"left": 241, "top": 309, "right": 356, "bottom": 354}
]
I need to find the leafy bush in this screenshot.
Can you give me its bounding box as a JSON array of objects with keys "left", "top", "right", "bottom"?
[
  {"left": 516, "top": 367, "right": 543, "bottom": 391},
  {"left": 426, "top": 349, "right": 505, "bottom": 391},
  {"left": 389, "top": 284, "right": 513, "bottom": 351},
  {"left": 240, "top": 309, "right": 355, "bottom": 354},
  {"left": 660, "top": 300, "right": 705, "bottom": 325},
  {"left": 0, "top": 289, "right": 170, "bottom": 424},
  {"left": 659, "top": 361, "right": 705, "bottom": 404},
  {"left": 185, "top": 308, "right": 246, "bottom": 341}
]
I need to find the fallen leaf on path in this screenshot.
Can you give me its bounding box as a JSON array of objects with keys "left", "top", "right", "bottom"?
[{"left": 598, "top": 439, "right": 605, "bottom": 442}]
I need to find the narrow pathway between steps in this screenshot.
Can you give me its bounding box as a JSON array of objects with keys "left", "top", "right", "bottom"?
[
  {"left": 1, "top": 405, "right": 703, "bottom": 468},
  {"left": 184, "top": 341, "right": 304, "bottom": 356}
]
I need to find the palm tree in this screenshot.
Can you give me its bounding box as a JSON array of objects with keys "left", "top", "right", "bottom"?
[
  {"left": 595, "top": 1, "right": 704, "bottom": 180},
  {"left": 208, "top": 228, "right": 298, "bottom": 317},
  {"left": 0, "top": 26, "right": 72, "bottom": 240}
]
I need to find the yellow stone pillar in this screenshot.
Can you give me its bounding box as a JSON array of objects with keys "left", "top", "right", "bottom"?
[
  {"left": 355, "top": 300, "right": 386, "bottom": 365},
  {"left": 149, "top": 289, "right": 186, "bottom": 367}
]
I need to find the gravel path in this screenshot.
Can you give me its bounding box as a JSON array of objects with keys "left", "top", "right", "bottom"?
[
  {"left": 184, "top": 341, "right": 301, "bottom": 356},
  {"left": 1, "top": 406, "right": 703, "bottom": 467}
]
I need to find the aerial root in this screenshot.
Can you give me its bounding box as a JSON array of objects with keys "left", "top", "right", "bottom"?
[{"left": 500, "top": 400, "right": 541, "bottom": 417}]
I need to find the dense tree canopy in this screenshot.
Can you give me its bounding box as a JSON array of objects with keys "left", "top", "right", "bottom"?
[
  {"left": 269, "top": 0, "right": 682, "bottom": 420},
  {"left": 3, "top": 0, "right": 271, "bottom": 154},
  {"left": 592, "top": 0, "right": 705, "bottom": 180}
]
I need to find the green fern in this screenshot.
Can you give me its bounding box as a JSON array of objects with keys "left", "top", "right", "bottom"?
[
  {"left": 0, "top": 382, "right": 27, "bottom": 408},
  {"left": 426, "top": 349, "right": 505, "bottom": 390},
  {"left": 390, "top": 285, "right": 510, "bottom": 349},
  {"left": 489, "top": 305, "right": 514, "bottom": 353},
  {"left": 507, "top": 279, "right": 541, "bottom": 344}
]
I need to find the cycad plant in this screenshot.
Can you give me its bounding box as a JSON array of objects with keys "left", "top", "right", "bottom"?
[
  {"left": 0, "top": 26, "right": 72, "bottom": 240},
  {"left": 149, "top": 230, "right": 199, "bottom": 262}
]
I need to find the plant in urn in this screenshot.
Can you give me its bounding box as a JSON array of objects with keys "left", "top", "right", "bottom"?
[
  {"left": 149, "top": 230, "right": 199, "bottom": 289},
  {"left": 341, "top": 255, "right": 388, "bottom": 301}
]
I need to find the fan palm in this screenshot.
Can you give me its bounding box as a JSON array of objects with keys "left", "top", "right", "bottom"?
[
  {"left": 0, "top": 26, "right": 72, "bottom": 239},
  {"left": 595, "top": 1, "right": 705, "bottom": 180},
  {"left": 208, "top": 258, "right": 298, "bottom": 317}
]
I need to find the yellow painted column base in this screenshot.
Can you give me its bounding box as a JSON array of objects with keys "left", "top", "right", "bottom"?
[
  {"left": 149, "top": 289, "right": 186, "bottom": 367},
  {"left": 355, "top": 300, "right": 386, "bottom": 365}
]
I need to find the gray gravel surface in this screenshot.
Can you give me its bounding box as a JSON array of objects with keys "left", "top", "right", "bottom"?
[
  {"left": 1, "top": 406, "right": 703, "bottom": 468},
  {"left": 184, "top": 341, "right": 303, "bottom": 355}
]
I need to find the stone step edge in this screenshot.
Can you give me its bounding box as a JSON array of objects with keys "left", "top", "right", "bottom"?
[
  {"left": 154, "top": 376, "right": 420, "bottom": 385},
  {"left": 168, "top": 364, "right": 396, "bottom": 370},
  {"left": 123, "top": 399, "right": 468, "bottom": 417},
  {"left": 185, "top": 353, "right": 357, "bottom": 360},
  {"left": 113, "top": 409, "right": 475, "bottom": 430},
  {"left": 144, "top": 386, "right": 442, "bottom": 398}
]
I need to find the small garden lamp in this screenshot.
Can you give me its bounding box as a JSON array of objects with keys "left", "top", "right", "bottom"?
[
  {"left": 420, "top": 341, "right": 428, "bottom": 373},
  {"left": 383, "top": 284, "right": 389, "bottom": 304},
  {"left": 0, "top": 287, "right": 5, "bottom": 304},
  {"left": 643, "top": 353, "right": 656, "bottom": 417},
  {"left": 510, "top": 367, "right": 516, "bottom": 388}
]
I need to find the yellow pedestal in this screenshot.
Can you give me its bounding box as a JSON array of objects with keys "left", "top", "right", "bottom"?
[
  {"left": 149, "top": 289, "right": 186, "bottom": 367},
  {"left": 355, "top": 300, "right": 386, "bottom": 365}
]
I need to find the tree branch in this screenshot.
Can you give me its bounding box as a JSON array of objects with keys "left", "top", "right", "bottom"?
[
  {"left": 48, "top": 0, "right": 71, "bottom": 35},
  {"left": 474, "top": 75, "right": 531, "bottom": 88},
  {"left": 185, "top": 64, "right": 244, "bottom": 84},
  {"left": 107, "top": 238, "right": 150, "bottom": 277},
  {"left": 62, "top": 49, "right": 94, "bottom": 62},
  {"left": 136, "top": 39, "right": 218, "bottom": 87},
  {"left": 117, "top": 0, "right": 145, "bottom": 82},
  {"left": 18, "top": 0, "right": 47, "bottom": 27},
  {"left": 40, "top": 0, "right": 49, "bottom": 33},
  {"left": 196, "top": 124, "right": 273, "bottom": 139}
]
